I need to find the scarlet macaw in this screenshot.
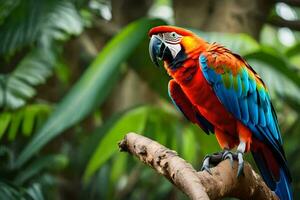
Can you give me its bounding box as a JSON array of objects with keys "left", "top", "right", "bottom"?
[{"left": 148, "top": 26, "right": 292, "bottom": 200}]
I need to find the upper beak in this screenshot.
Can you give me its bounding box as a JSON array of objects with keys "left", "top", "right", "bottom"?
[{"left": 149, "top": 35, "right": 172, "bottom": 67}]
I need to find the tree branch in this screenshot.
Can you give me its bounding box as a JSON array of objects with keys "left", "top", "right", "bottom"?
[
  {"left": 118, "top": 132, "right": 278, "bottom": 200},
  {"left": 268, "top": 16, "right": 300, "bottom": 31}
]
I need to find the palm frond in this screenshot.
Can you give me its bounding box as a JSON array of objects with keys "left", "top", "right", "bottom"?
[
  {"left": 0, "top": 104, "right": 52, "bottom": 141},
  {"left": 0, "top": 0, "right": 84, "bottom": 109},
  {"left": 0, "top": 0, "right": 83, "bottom": 56},
  {"left": 0, "top": 49, "right": 55, "bottom": 109}
]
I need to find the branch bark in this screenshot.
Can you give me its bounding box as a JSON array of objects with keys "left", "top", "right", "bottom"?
[{"left": 118, "top": 132, "right": 278, "bottom": 200}]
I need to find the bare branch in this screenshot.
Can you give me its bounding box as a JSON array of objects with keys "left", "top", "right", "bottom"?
[
  {"left": 268, "top": 16, "right": 300, "bottom": 31},
  {"left": 119, "top": 132, "right": 278, "bottom": 200}
]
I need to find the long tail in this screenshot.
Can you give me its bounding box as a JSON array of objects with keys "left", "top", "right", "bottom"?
[{"left": 251, "top": 143, "right": 293, "bottom": 200}]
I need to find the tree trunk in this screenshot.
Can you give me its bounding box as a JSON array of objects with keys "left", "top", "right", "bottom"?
[{"left": 173, "top": 0, "right": 274, "bottom": 39}]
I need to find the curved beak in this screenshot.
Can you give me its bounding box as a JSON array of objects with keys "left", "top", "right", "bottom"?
[{"left": 149, "top": 35, "right": 172, "bottom": 67}]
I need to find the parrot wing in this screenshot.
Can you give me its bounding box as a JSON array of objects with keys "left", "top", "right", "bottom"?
[
  {"left": 168, "top": 79, "right": 214, "bottom": 135},
  {"left": 199, "top": 43, "right": 292, "bottom": 198}
]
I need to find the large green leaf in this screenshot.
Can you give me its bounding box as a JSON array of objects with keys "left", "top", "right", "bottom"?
[
  {"left": 15, "top": 18, "right": 165, "bottom": 168},
  {"left": 83, "top": 106, "right": 148, "bottom": 182},
  {"left": 0, "top": 48, "right": 54, "bottom": 109},
  {"left": 0, "top": 0, "right": 83, "bottom": 55},
  {"left": 0, "top": 0, "right": 85, "bottom": 109}
]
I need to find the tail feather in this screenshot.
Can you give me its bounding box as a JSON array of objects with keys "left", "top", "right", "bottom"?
[
  {"left": 275, "top": 169, "right": 293, "bottom": 200},
  {"left": 252, "top": 149, "right": 293, "bottom": 200}
]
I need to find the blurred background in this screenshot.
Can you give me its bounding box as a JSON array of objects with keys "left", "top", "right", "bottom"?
[{"left": 0, "top": 0, "right": 299, "bottom": 199}]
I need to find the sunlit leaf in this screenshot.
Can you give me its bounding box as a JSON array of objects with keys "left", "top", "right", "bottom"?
[
  {"left": 0, "top": 112, "right": 11, "bottom": 139},
  {"left": 0, "top": 104, "right": 51, "bottom": 141},
  {"left": 83, "top": 106, "right": 148, "bottom": 182},
  {"left": 22, "top": 106, "right": 37, "bottom": 137},
  {"left": 8, "top": 110, "right": 23, "bottom": 141},
  {"left": 182, "top": 126, "right": 197, "bottom": 164}
]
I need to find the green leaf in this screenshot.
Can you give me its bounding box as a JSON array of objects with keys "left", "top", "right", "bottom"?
[
  {"left": 182, "top": 126, "right": 197, "bottom": 164},
  {"left": 0, "top": 104, "right": 51, "bottom": 140},
  {"left": 284, "top": 43, "right": 300, "bottom": 67},
  {"left": 25, "top": 183, "right": 44, "bottom": 200},
  {"left": 129, "top": 39, "right": 169, "bottom": 100},
  {"left": 14, "top": 154, "right": 68, "bottom": 185},
  {"left": 109, "top": 153, "right": 127, "bottom": 185},
  {"left": 244, "top": 47, "right": 300, "bottom": 100},
  {"left": 0, "top": 0, "right": 83, "bottom": 55},
  {"left": 0, "top": 0, "right": 20, "bottom": 25},
  {"left": 0, "top": 182, "right": 21, "bottom": 200},
  {"left": 0, "top": 0, "right": 85, "bottom": 110},
  {"left": 7, "top": 110, "right": 23, "bottom": 141},
  {"left": 0, "top": 112, "right": 11, "bottom": 139},
  {"left": 1, "top": 48, "right": 54, "bottom": 109},
  {"left": 15, "top": 18, "right": 165, "bottom": 168},
  {"left": 22, "top": 106, "right": 36, "bottom": 137},
  {"left": 285, "top": 43, "right": 300, "bottom": 58},
  {"left": 83, "top": 106, "right": 148, "bottom": 182},
  {"left": 245, "top": 47, "right": 300, "bottom": 88},
  {"left": 192, "top": 29, "right": 260, "bottom": 55},
  {"left": 0, "top": 0, "right": 42, "bottom": 55},
  {"left": 190, "top": 125, "right": 220, "bottom": 157}
]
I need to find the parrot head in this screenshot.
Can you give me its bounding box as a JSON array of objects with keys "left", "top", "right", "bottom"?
[{"left": 148, "top": 26, "right": 207, "bottom": 70}]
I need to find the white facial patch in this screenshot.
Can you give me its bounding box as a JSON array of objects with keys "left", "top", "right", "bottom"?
[{"left": 165, "top": 43, "right": 182, "bottom": 58}]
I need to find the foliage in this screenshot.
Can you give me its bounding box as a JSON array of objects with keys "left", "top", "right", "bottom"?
[
  {"left": 0, "top": 104, "right": 52, "bottom": 140},
  {"left": 0, "top": 0, "right": 299, "bottom": 199},
  {"left": 15, "top": 18, "right": 165, "bottom": 168},
  {"left": 0, "top": 0, "right": 84, "bottom": 109}
]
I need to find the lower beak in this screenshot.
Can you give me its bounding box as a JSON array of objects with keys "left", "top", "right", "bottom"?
[{"left": 149, "top": 35, "right": 172, "bottom": 67}]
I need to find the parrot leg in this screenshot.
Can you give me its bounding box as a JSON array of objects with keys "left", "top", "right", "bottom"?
[{"left": 200, "top": 141, "right": 246, "bottom": 177}]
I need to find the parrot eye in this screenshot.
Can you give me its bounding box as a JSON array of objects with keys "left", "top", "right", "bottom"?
[
  {"left": 163, "top": 32, "right": 182, "bottom": 44},
  {"left": 171, "top": 32, "right": 177, "bottom": 38}
]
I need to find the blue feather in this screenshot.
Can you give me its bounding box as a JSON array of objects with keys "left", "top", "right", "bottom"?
[{"left": 199, "top": 53, "right": 292, "bottom": 199}]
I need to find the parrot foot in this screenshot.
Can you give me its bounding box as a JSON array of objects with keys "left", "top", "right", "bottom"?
[
  {"left": 200, "top": 142, "right": 246, "bottom": 177},
  {"left": 221, "top": 150, "right": 244, "bottom": 177},
  {"left": 200, "top": 151, "right": 225, "bottom": 174}
]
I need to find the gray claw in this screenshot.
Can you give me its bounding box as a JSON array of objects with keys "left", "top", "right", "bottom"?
[
  {"left": 202, "top": 166, "right": 212, "bottom": 175},
  {"left": 237, "top": 152, "right": 244, "bottom": 177},
  {"left": 201, "top": 157, "right": 212, "bottom": 175},
  {"left": 222, "top": 151, "right": 234, "bottom": 168}
]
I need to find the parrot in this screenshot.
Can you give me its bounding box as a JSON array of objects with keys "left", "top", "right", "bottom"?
[{"left": 148, "top": 25, "right": 292, "bottom": 200}]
